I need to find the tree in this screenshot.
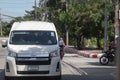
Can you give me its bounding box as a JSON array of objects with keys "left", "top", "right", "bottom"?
[{"left": 2, "top": 0, "right": 115, "bottom": 49}]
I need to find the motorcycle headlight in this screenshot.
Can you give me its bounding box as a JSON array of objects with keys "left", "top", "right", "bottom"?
[
  {"left": 7, "top": 50, "right": 17, "bottom": 57},
  {"left": 50, "top": 50, "right": 59, "bottom": 57}
]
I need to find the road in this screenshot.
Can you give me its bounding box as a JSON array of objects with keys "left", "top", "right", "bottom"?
[
  {"left": 0, "top": 46, "right": 116, "bottom": 80},
  {"left": 62, "top": 54, "right": 115, "bottom": 80}
]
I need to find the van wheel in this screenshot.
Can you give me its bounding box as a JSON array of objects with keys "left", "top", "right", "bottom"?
[
  {"left": 54, "top": 75, "right": 61, "bottom": 80},
  {"left": 5, "top": 76, "right": 11, "bottom": 80},
  {"left": 5, "top": 77, "right": 17, "bottom": 80}
]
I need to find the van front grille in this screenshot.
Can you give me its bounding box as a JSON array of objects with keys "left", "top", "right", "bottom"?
[
  {"left": 17, "top": 71, "right": 49, "bottom": 74},
  {"left": 16, "top": 57, "right": 51, "bottom": 65}
]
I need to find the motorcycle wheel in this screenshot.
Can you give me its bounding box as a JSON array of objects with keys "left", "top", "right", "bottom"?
[{"left": 99, "top": 56, "right": 109, "bottom": 65}]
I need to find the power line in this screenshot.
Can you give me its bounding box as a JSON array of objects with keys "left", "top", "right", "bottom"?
[
  {"left": 0, "top": 2, "right": 34, "bottom": 4},
  {"left": 1, "top": 6, "right": 34, "bottom": 8},
  {"left": 0, "top": 1, "right": 34, "bottom": 3},
  {"left": 0, "top": 0, "right": 39, "bottom": 4},
  {"left": 0, "top": 8, "right": 3, "bottom": 36},
  {"left": 1, "top": 14, "right": 15, "bottom": 19},
  {"left": 1, "top": 9, "right": 25, "bottom": 14},
  {"left": 1, "top": 18, "right": 13, "bottom": 19},
  {"left": 0, "top": 0, "right": 39, "bottom": 18}
]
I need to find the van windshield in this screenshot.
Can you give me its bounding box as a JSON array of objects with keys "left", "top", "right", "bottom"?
[{"left": 9, "top": 31, "right": 57, "bottom": 45}]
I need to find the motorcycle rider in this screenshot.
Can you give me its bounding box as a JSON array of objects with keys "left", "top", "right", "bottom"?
[
  {"left": 109, "top": 40, "right": 116, "bottom": 52},
  {"left": 108, "top": 39, "right": 116, "bottom": 60},
  {"left": 100, "top": 39, "right": 116, "bottom": 65}
]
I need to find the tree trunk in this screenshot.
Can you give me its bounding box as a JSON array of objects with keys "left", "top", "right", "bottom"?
[
  {"left": 97, "top": 36, "right": 102, "bottom": 49},
  {"left": 77, "top": 37, "right": 80, "bottom": 49},
  {"left": 77, "top": 33, "right": 83, "bottom": 49}
]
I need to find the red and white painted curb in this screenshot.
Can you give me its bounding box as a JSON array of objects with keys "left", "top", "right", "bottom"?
[
  {"left": 77, "top": 51, "right": 90, "bottom": 58},
  {"left": 77, "top": 51, "right": 103, "bottom": 58},
  {"left": 89, "top": 53, "right": 103, "bottom": 58},
  {"left": 64, "top": 46, "right": 103, "bottom": 58}
]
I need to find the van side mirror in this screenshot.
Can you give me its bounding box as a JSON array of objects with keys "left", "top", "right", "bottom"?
[{"left": 1, "top": 39, "right": 7, "bottom": 48}]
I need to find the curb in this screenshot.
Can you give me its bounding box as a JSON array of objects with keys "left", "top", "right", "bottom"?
[
  {"left": 89, "top": 53, "right": 103, "bottom": 58},
  {"left": 77, "top": 51, "right": 90, "bottom": 58},
  {"left": 77, "top": 51, "right": 103, "bottom": 58},
  {"left": 64, "top": 46, "right": 103, "bottom": 58}
]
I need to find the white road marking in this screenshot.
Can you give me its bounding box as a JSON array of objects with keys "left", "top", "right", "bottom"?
[
  {"left": 62, "top": 61, "right": 88, "bottom": 76},
  {"left": 78, "top": 68, "right": 88, "bottom": 75}
]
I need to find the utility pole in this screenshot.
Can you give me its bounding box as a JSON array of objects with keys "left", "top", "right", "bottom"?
[
  {"left": 44, "top": 0, "right": 47, "bottom": 21},
  {"left": 39, "top": 0, "right": 41, "bottom": 7},
  {"left": 104, "top": 0, "right": 108, "bottom": 51},
  {"left": 34, "top": 0, "right": 37, "bottom": 20},
  {"left": 0, "top": 8, "right": 3, "bottom": 36},
  {"left": 44, "top": 0, "right": 46, "bottom": 6},
  {"left": 65, "top": 0, "right": 69, "bottom": 46},
  {"left": 115, "top": 0, "right": 119, "bottom": 39},
  {"left": 114, "top": 0, "right": 120, "bottom": 80}
]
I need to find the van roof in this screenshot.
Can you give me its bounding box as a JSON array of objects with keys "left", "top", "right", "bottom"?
[{"left": 11, "top": 21, "right": 56, "bottom": 31}]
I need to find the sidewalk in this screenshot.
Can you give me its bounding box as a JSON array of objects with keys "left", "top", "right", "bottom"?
[{"left": 64, "top": 46, "right": 103, "bottom": 58}]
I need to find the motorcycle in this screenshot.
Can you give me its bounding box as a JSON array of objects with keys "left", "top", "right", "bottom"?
[{"left": 99, "top": 48, "right": 115, "bottom": 65}]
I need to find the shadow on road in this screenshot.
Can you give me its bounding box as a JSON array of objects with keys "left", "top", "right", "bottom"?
[
  {"left": 79, "top": 67, "right": 115, "bottom": 80},
  {"left": 0, "top": 69, "right": 5, "bottom": 80},
  {"left": 62, "top": 74, "right": 85, "bottom": 80},
  {"left": 87, "top": 61, "right": 116, "bottom": 67},
  {"left": 62, "top": 73, "right": 114, "bottom": 80}
]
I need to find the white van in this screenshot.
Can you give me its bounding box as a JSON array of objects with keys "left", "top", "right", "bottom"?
[{"left": 2, "top": 21, "right": 61, "bottom": 80}]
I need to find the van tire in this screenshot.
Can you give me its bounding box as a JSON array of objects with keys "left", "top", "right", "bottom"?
[
  {"left": 5, "top": 76, "right": 11, "bottom": 80},
  {"left": 5, "top": 76, "right": 17, "bottom": 80},
  {"left": 54, "top": 75, "right": 61, "bottom": 80}
]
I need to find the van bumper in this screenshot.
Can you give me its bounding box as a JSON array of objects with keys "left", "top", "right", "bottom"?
[{"left": 5, "top": 56, "right": 61, "bottom": 77}]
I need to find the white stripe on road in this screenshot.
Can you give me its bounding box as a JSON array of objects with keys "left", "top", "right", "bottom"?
[
  {"left": 110, "top": 72, "right": 116, "bottom": 78},
  {"left": 62, "top": 61, "right": 88, "bottom": 76},
  {"left": 78, "top": 68, "right": 88, "bottom": 75}
]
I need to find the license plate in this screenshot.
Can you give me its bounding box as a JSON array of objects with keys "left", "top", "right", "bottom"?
[{"left": 27, "top": 65, "right": 39, "bottom": 71}]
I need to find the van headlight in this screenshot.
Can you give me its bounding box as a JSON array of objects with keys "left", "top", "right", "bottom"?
[
  {"left": 8, "top": 51, "right": 17, "bottom": 57},
  {"left": 50, "top": 50, "right": 59, "bottom": 57}
]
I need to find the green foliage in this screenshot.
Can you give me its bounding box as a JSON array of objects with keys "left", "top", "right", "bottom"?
[
  {"left": 2, "top": 21, "right": 13, "bottom": 36},
  {"left": 2, "top": 0, "right": 115, "bottom": 49}
]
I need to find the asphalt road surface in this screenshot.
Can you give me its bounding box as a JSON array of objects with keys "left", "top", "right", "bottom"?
[
  {"left": 62, "top": 54, "right": 115, "bottom": 80},
  {"left": 0, "top": 46, "right": 116, "bottom": 80}
]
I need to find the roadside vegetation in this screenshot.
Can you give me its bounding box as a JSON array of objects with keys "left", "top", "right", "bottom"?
[{"left": 1, "top": 0, "right": 115, "bottom": 49}]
